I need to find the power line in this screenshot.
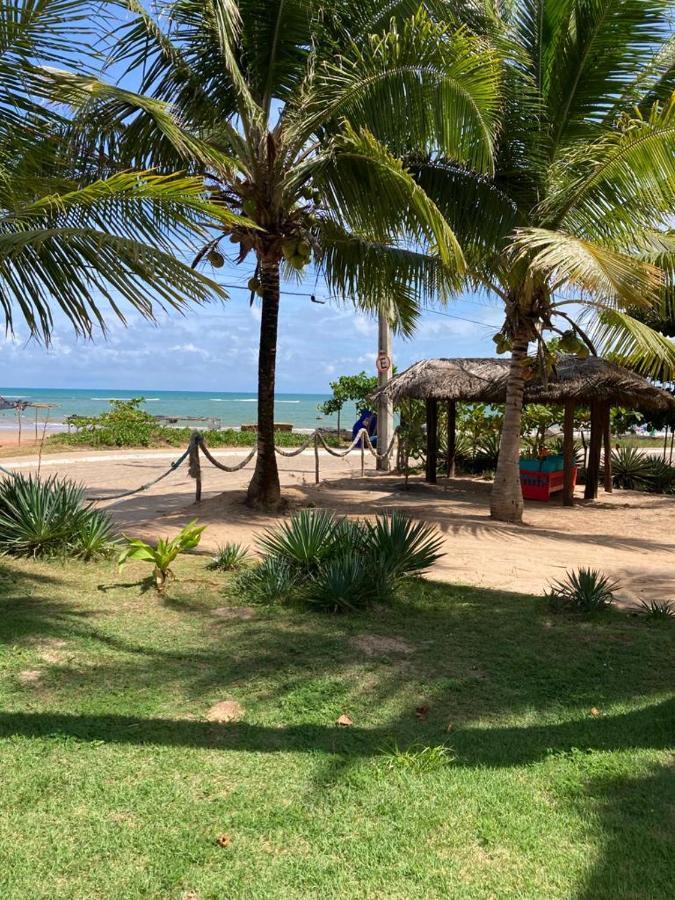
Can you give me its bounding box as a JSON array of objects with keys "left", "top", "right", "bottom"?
[{"left": 214, "top": 281, "right": 502, "bottom": 329}]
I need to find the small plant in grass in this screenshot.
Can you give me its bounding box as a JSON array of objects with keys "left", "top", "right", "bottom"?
[
  {"left": 546, "top": 568, "right": 617, "bottom": 613},
  {"left": 118, "top": 520, "right": 205, "bottom": 592},
  {"left": 379, "top": 743, "right": 454, "bottom": 773},
  {"left": 637, "top": 598, "right": 675, "bottom": 622},
  {"left": 207, "top": 543, "right": 249, "bottom": 571},
  {"left": 0, "top": 473, "right": 115, "bottom": 559}
]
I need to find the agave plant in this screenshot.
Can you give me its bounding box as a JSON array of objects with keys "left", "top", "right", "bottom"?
[
  {"left": 637, "top": 598, "right": 675, "bottom": 621},
  {"left": 207, "top": 542, "right": 250, "bottom": 571},
  {"left": 307, "top": 553, "right": 375, "bottom": 613},
  {"left": 546, "top": 568, "right": 618, "bottom": 613},
  {"left": 118, "top": 520, "right": 206, "bottom": 592},
  {"left": 258, "top": 509, "right": 340, "bottom": 573},
  {"left": 233, "top": 556, "right": 300, "bottom": 605},
  {"left": 364, "top": 511, "right": 444, "bottom": 579},
  {"left": 610, "top": 447, "right": 653, "bottom": 490},
  {"left": 0, "top": 473, "right": 115, "bottom": 559},
  {"left": 644, "top": 458, "right": 675, "bottom": 494}
]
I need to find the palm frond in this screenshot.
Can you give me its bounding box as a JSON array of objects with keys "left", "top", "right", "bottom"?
[
  {"left": 592, "top": 307, "right": 675, "bottom": 380},
  {"left": 542, "top": 94, "right": 675, "bottom": 240},
  {"left": 301, "top": 10, "right": 500, "bottom": 173},
  {"left": 512, "top": 227, "right": 663, "bottom": 307},
  {"left": 319, "top": 125, "right": 466, "bottom": 273}
]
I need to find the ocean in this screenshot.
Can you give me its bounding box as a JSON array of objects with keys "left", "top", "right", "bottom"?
[{"left": 0, "top": 387, "right": 341, "bottom": 432}]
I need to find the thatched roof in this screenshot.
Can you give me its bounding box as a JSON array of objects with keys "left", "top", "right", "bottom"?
[{"left": 373, "top": 356, "right": 675, "bottom": 412}]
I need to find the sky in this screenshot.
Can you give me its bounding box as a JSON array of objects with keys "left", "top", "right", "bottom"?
[{"left": 0, "top": 262, "right": 504, "bottom": 394}]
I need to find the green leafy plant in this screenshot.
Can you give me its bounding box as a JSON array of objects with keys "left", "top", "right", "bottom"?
[
  {"left": 258, "top": 509, "right": 340, "bottom": 574},
  {"left": 637, "top": 598, "right": 675, "bottom": 622},
  {"left": 118, "top": 520, "right": 205, "bottom": 592},
  {"left": 644, "top": 458, "right": 675, "bottom": 495},
  {"left": 0, "top": 473, "right": 115, "bottom": 559},
  {"left": 546, "top": 568, "right": 617, "bottom": 613},
  {"left": 250, "top": 510, "right": 444, "bottom": 613},
  {"left": 66, "top": 398, "right": 160, "bottom": 447},
  {"left": 207, "top": 543, "right": 250, "bottom": 571},
  {"left": 233, "top": 556, "right": 300, "bottom": 605},
  {"left": 610, "top": 447, "right": 654, "bottom": 490},
  {"left": 379, "top": 743, "right": 454, "bottom": 773},
  {"left": 365, "top": 511, "right": 444, "bottom": 579}
]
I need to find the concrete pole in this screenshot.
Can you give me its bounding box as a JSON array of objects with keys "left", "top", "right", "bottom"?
[{"left": 376, "top": 311, "right": 393, "bottom": 472}]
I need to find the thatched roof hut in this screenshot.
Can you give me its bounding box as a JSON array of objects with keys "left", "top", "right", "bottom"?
[
  {"left": 373, "top": 355, "right": 674, "bottom": 505},
  {"left": 374, "top": 356, "right": 675, "bottom": 412}
]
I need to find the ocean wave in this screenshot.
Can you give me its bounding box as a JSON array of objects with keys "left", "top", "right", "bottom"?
[
  {"left": 210, "top": 398, "right": 258, "bottom": 402},
  {"left": 278, "top": 400, "right": 300, "bottom": 404}
]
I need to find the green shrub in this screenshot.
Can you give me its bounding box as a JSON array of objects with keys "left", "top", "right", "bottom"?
[
  {"left": 207, "top": 542, "right": 250, "bottom": 571},
  {"left": 0, "top": 473, "right": 115, "bottom": 559},
  {"left": 610, "top": 446, "right": 652, "bottom": 490},
  {"left": 644, "top": 458, "right": 675, "bottom": 494},
  {"left": 546, "top": 568, "right": 617, "bottom": 613},
  {"left": 258, "top": 509, "right": 340, "bottom": 574},
  {"left": 637, "top": 598, "right": 675, "bottom": 621},
  {"left": 250, "top": 510, "right": 444, "bottom": 613},
  {"left": 233, "top": 555, "right": 300, "bottom": 604},
  {"left": 66, "top": 398, "right": 159, "bottom": 447},
  {"left": 118, "top": 520, "right": 205, "bottom": 592}
]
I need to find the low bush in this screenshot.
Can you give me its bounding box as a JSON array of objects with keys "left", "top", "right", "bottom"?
[
  {"left": 610, "top": 446, "right": 653, "bottom": 490},
  {"left": 0, "top": 473, "right": 115, "bottom": 559},
  {"left": 207, "top": 542, "right": 249, "bottom": 571},
  {"left": 637, "top": 598, "right": 675, "bottom": 621},
  {"left": 247, "top": 509, "right": 444, "bottom": 613},
  {"left": 546, "top": 568, "right": 617, "bottom": 613}
]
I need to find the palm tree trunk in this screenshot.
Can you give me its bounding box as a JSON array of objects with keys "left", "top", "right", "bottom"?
[
  {"left": 490, "top": 327, "right": 530, "bottom": 523},
  {"left": 246, "top": 256, "right": 282, "bottom": 508}
]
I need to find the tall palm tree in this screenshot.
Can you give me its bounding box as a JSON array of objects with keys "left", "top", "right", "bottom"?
[
  {"left": 413, "top": 0, "right": 675, "bottom": 523},
  {"left": 69, "top": 0, "right": 501, "bottom": 508},
  {"left": 0, "top": 0, "right": 232, "bottom": 340}
]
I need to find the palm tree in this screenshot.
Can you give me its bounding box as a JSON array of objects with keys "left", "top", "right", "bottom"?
[
  {"left": 413, "top": 0, "right": 675, "bottom": 523},
  {"left": 68, "top": 1, "right": 501, "bottom": 508},
  {"left": 0, "top": 0, "right": 232, "bottom": 340}
]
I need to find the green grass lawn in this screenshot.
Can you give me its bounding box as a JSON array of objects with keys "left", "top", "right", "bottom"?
[{"left": 0, "top": 556, "right": 672, "bottom": 899}]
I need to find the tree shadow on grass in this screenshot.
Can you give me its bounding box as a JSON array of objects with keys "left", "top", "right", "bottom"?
[
  {"left": 576, "top": 764, "right": 675, "bottom": 900},
  {"left": 0, "top": 697, "right": 671, "bottom": 764}
]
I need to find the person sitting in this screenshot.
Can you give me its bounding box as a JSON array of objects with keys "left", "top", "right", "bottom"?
[{"left": 352, "top": 409, "right": 378, "bottom": 447}]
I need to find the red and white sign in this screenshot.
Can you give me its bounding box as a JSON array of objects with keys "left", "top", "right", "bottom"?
[{"left": 376, "top": 353, "right": 391, "bottom": 373}]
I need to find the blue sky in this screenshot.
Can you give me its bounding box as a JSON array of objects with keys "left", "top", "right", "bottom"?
[{"left": 0, "top": 261, "right": 504, "bottom": 393}]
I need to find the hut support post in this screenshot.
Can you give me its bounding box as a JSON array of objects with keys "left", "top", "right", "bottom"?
[
  {"left": 584, "top": 401, "right": 603, "bottom": 500},
  {"left": 563, "top": 401, "right": 576, "bottom": 506},
  {"left": 603, "top": 405, "right": 613, "bottom": 493},
  {"left": 446, "top": 400, "right": 456, "bottom": 478},
  {"left": 425, "top": 399, "right": 438, "bottom": 484}
]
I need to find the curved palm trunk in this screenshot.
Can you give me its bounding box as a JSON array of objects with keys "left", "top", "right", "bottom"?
[
  {"left": 490, "top": 327, "right": 530, "bottom": 523},
  {"left": 246, "top": 256, "right": 282, "bottom": 508}
]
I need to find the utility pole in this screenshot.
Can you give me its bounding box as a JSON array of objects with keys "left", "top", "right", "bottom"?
[{"left": 376, "top": 310, "right": 393, "bottom": 471}]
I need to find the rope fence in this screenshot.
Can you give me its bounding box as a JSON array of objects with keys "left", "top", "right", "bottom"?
[{"left": 0, "top": 428, "right": 400, "bottom": 504}]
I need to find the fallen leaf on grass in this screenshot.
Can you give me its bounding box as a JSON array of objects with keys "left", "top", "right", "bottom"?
[
  {"left": 215, "top": 833, "right": 231, "bottom": 848},
  {"left": 590, "top": 707, "right": 601, "bottom": 717},
  {"left": 336, "top": 714, "right": 353, "bottom": 726},
  {"left": 415, "top": 705, "right": 429, "bottom": 721}
]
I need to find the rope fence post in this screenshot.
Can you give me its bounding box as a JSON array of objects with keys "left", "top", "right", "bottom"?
[
  {"left": 188, "top": 431, "right": 202, "bottom": 503},
  {"left": 314, "top": 431, "right": 320, "bottom": 484},
  {"left": 360, "top": 429, "right": 365, "bottom": 477}
]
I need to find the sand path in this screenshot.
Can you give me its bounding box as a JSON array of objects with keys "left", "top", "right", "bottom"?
[{"left": 2, "top": 446, "right": 673, "bottom": 607}]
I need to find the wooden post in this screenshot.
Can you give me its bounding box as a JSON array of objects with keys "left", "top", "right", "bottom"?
[
  {"left": 603, "top": 405, "right": 613, "bottom": 493},
  {"left": 563, "top": 401, "right": 576, "bottom": 506},
  {"left": 376, "top": 311, "right": 393, "bottom": 472},
  {"left": 584, "top": 401, "right": 603, "bottom": 500},
  {"left": 425, "top": 399, "right": 438, "bottom": 484},
  {"left": 446, "top": 400, "right": 456, "bottom": 478},
  {"left": 360, "top": 430, "right": 365, "bottom": 477},
  {"left": 314, "top": 432, "right": 320, "bottom": 484},
  {"left": 188, "top": 432, "right": 202, "bottom": 503}
]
